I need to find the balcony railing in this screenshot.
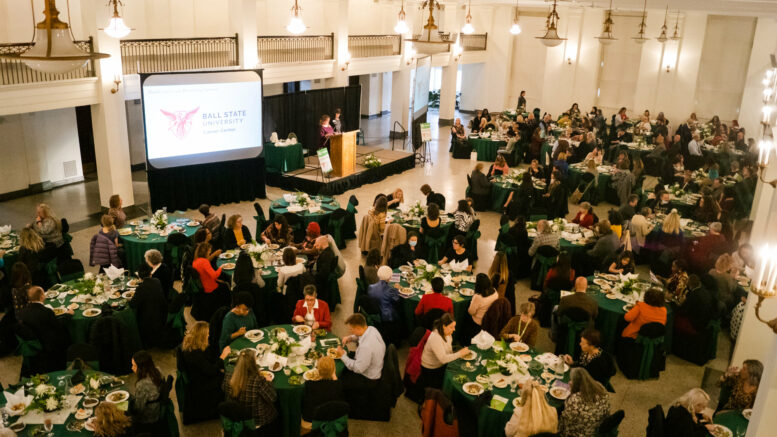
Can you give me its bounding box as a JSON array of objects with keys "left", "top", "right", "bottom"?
[
  {"left": 461, "top": 33, "right": 488, "bottom": 51},
  {"left": 0, "top": 39, "right": 96, "bottom": 85},
  {"left": 348, "top": 35, "right": 402, "bottom": 58},
  {"left": 120, "top": 35, "right": 239, "bottom": 75},
  {"left": 257, "top": 34, "right": 334, "bottom": 64}
]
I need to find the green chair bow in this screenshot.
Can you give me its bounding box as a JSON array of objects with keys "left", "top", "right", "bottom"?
[
  {"left": 254, "top": 214, "right": 267, "bottom": 242},
  {"left": 424, "top": 234, "right": 447, "bottom": 264},
  {"left": 532, "top": 253, "right": 557, "bottom": 290},
  {"left": 636, "top": 335, "right": 664, "bottom": 380},
  {"left": 328, "top": 216, "right": 346, "bottom": 249},
  {"left": 360, "top": 309, "right": 382, "bottom": 328},
  {"left": 15, "top": 336, "right": 42, "bottom": 358},
  {"left": 353, "top": 278, "right": 366, "bottom": 313},
  {"left": 344, "top": 203, "right": 357, "bottom": 239},
  {"left": 559, "top": 316, "right": 589, "bottom": 358},
  {"left": 220, "top": 416, "right": 255, "bottom": 437},
  {"left": 327, "top": 273, "right": 341, "bottom": 307},
  {"left": 312, "top": 415, "right": 348, "bottom": 437},
  {"left": 706, "top": 319, "right": 721, "bottom": 360},
  {"left": 465, "top": 228, "right": 481, "bottom": 261},
  {"left": 175, "top": 370, "right": 189, "bottom": 413},
  {"left": 169, "top": 245, "right": 182, "bottom": 273},
  {"left": 44, "top": 259, "right": 59, "bottom": 287},
  {"left": 167, "top": 309, "right": 186, "bottom": 338}
]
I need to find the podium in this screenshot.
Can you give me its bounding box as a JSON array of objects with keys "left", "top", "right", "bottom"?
[{"left": 330, "top": 130, "right": 357, "bottom": 177}]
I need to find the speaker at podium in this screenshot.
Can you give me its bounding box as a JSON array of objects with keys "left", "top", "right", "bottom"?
[{"left": 329, "top": 130, "right": 357, "bottom": 177}]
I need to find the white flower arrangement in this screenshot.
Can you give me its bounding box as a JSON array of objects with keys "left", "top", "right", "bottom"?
[
  {"left": 294, "top": 191, "right": 311, "bottom": 207},
  {"left": 83, "top": 272, "right": 95, "bottom": 281},
  {"left": 27, "top": 377, "right": 64, "bottom": 413},
  {"left": 151, "top": 209, "right": 168, "bottom": 230},
  {"left": 363, "top": 153, "right": 382, "bottom": 169},
  {"left": 550, "top": 218, "right": 567, "bottom": 233},
  {"left": 407, "top": 201, "right": 425, "bottom": 220}
]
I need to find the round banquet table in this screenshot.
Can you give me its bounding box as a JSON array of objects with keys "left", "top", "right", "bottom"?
[
  {"left": 0, "top": 230, "right": 19, "bottom": 274},
  {"left": 568, "top": 165, "right": 613, "bottom": 201},
  {"left": 712, "top": 410, "right": 749, "bottom": 436},
  {"left": 526, "top": 222, "right": 592, "bottom": 257},
  {"left": 467, "top": 137, "right": 506, "bottom": 162},
  {"left": 389, "top": 266, "right": 475, "bottom": 340},
  {"left": 118, "top": 216, "right": 200, "bottom": 273},
  {"left": 489, "top": 175, "right": 547, "bottom": 212},
  {"left": 269, "top": 196, "right": 340, "bottom": 232},
  {"left": 0, "top": 370, "right": 130, "bottom": 436},
  {"left": 226, "top": 324, "right": 345, "bottom": 437},
  {"left": 264, "top": 141, "right": 305, "bottom": 173},
  {"left": 390, "top": 211, "right": 456, "bottom": 236},
  {"left": 586, "top": 275, "right": 675, "bottom": 353},
  {"left": 441, "top": 344, "right": 570, "bottom": 437},
  {"left": 44, "top": 275, "right": 142, "bottom": 349}
]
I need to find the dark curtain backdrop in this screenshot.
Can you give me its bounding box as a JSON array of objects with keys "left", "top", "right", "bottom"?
[{"left": 262, "top": 85, "right": 361, "bottom": 151}]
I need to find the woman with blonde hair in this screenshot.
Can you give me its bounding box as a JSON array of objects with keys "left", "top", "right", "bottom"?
[
  {"left": 662, "top": 210, "right": 682, "bottom": 235},
  {"left": 500, "top": 302, "right": 539, "bottom": 347},
  {"left": 18, "top": 227, "right": 54, "bottom": 287},
  {"left": 32, "top": 203, "right": 63, "bottom": 247},
  {"left": 180, "top": 321, "right": 229, "bottom": 424},
  {"left": 488, "top": 251, "right": 512, "bottom": 301},
  {"left": 223, "top": 349, "right": 279, "bottom": 433},
  {"left": 504, "top": 382, "right": 559, "bottom": 437},
  {"left": 92, "top": 402, "right": 132, "bottom": 437},
  {"left": 223, "top": 214, "right": 252, "bottom": 250},
  {"left": 301, "top": 356, "right": 345, "bottom": 433},
  {"left": 490, "top": 154, "right": 510, "bottom": 177},
  {"left": 665, "top": 388, "right": 715, "bottom": 436},
  {"left": 108, "top": 194, "right": 126, "bottom": 228},
  {"left": 709, "top": 253, "right": 738, "bottom": 312},
  {"left": 559, "top": 368, "right": 609, "bottom": 437}
]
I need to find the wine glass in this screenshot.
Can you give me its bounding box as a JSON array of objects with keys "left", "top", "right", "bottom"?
[
  {"left": 44, "top": 418, "right": 53, "bottom": 436},
  {"left": 509, "top": 379, "right": 518, "bottom": 393}
]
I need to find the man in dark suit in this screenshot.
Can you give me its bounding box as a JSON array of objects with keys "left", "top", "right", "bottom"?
[
  {"left": 17, "top": 286, "right": 71, "bottom": 372},
  {"left": 313, "top": 237, "right": 336, "bottom": 304},
  {"left": 144, "top": 249, "right": 172, "bottom": 299},
  {"left": 129, "top": 264, "right": 167, "bottom": 348}
]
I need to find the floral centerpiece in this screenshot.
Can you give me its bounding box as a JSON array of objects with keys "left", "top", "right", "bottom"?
[
  {"left": 484, "top": 344, "right": 528, "bottom": 376},
  {"left": 362, "top": 153, "right": 382, "bottom": 169},
  {"left": 245, "top": 243, "right": 271, "bottom": 266},
  {"left": 405, "top": 201, "right": 425, "bottom": 221},
  {"left": 151, "top": 209, "right": 168, "bottom": 230},
  {"left": 71, "top": 272, "right": 101, "bottom": 295},
  {"left": 268, "top": 329, "right": 299, "bottom": 357},
  {"left": 294, "top": 191, "right": 311, "bottom": 207},
  {"left": 414, "top": 263, "right": 439, "bottom": 283},
  {"left": 668, "top": 183, "right": 685, "bottom": 198},
  {"left": 498, "top": 170, "right": 524, "bottom": 186},
  {"left": 27, "top": 375, "right": 65, "bottom": 413},
  {"left": 550, "top": 218, "right": 567, "bottom": 233},
  {"left": 618, "top": 279, "right": 637, "bottom": 296}
]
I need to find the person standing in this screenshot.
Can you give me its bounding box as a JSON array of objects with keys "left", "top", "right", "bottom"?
[
  {"left": 331, "top": 108, "right": 343, "bottom": 133},
  {"left": 517, "top": 90, "right": 527, "bottom": 111},
  {"left": 319, "top": 114, "right": 335, "bottom": 152}
]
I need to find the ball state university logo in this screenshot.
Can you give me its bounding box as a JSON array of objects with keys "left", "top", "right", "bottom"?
[{"left": 160, "top": 107, "right": 200, "bottom": 140}]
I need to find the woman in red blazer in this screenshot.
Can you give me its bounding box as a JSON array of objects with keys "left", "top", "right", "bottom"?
[{"left": 292, "top": 285, "right": 332, "bottom": 330}]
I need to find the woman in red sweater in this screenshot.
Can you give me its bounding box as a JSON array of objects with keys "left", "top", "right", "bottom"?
[
  {"left": 192, "top": 242, "right": 223, "bottom": 293},
  {"left": 622, "top": 288, "right": 667, "bottom": 339},
  {"left": 571, "top": 202, "right": 596, "bottom": 229},
  {"left": 292, "top": 285, "right": 332, "bottom": 330}
]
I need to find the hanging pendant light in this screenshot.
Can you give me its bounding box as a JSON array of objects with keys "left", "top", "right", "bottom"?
[
  {"left": 394, "top": 0, "right": 409, "bottom": 34},
  {"left": 101, "top": 0, "right": 132, "bottom": 39},
  {"left": 509, "top": 0, "right": 522, "bottom": 35},
  {"left": 0, "top": 0, "right": 109, "bottom": 74},
  {"left": 462, "top": 0, "right": 475, "bottom": 35},
  {"left": 656, "top": 5, "right": 669, "bottom": 43},
  {"left": 670, "top": 10, "right": 681, "bottom": 40},
  {"left": 596, "top": 0, "right": 617, "bottom": 45},
  {"left": 632, "top": 0, "right": 649, "bottom": 44},
  {"left": 536, "top": 0, "right": 566, "bottom": 47},
  {"left": 286, "top": 0, "right": 306, "bottom": 35}
]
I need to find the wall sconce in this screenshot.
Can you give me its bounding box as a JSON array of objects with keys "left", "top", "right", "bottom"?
[
  {"left": 666, "top": 65, "right": 671, "bottom": 73},
  {"left": 110, "top": 74, "right": 122, "bottom": 94},
  {"left": 406, "top": 48, "right": 417, "bottom": 66},
  {"left": 567, "top": 57, "right": 573, "bottom": 65},
  {"left": 340, "top": 52, "right": 351, "bottom": 71},
  {"left": 452, "top": 43, "right": 463, "bottom": 62}
]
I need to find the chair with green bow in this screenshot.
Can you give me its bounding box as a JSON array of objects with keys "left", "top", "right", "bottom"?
[
  {"left": 356, "top": 294, "right": 383, "bottom": 328},
  {"left": 328, "top": 208, "right": 348, "bottom": 249},
  {"left": 555, "top": 307, "right": 591, "bottom": 359},
  {"left": 309, "top": 401, "right": 349, "bottom": 437},
  {"left": 537, "top": 288, "right": 560, "bottom": 328},
  {"left": 166, "top": 232, "right": 190, "bottom": 280},
  {"left": 596, "top": 410, "right": 625, "bottom": 437},
  {"left": 344, "top": 195, "right": 359, "bottom": 240},
  {"left": 14, "top": 328, "right": 43, "bottom": 377},
  {"left": 530, "top": 245, "right": 559, "bottom": 291},
  {"left": 494, "top": 222, "right": 511, "bottom": 252},
  {"left": 57, "top": 258, "right": 85, "bottom": 283},
  {"left": 66, "top": 343, "right": 100, "bottom": 371},
  {"left": 616, "top": 322, "right": 666, "bottom": 380},
  {"left": 423, "top": 228, "right": 448, "bottom": 264},
  {"left": 252, "top": 202, "right": 268, "bottom": 241},
  {"left": 218, "top": 400, "right": 256, "bottom": 437},
  {"left": 465, "top": 219, "right": 481, "bottom": 261},
  {"left": 43, "top": 258, "right": 59, "bottom": 288},
  {"left": 672, "top": 318, "right": 721, "bottom": 366}
]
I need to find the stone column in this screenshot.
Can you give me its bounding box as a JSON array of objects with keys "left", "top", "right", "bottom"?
[
  {"left": 438, "top": 63, "right": 458, "bottom": 126},
  {"left": 230, "top": 0, "right": 258, "bottom": 69},
  {"left": 327, "top": 0, "right": 350, "bottom": 88}
]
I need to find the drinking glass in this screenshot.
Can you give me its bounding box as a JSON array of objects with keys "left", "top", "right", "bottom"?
[
  {"left": 44, "top": 418, "right": 53, "bottom": 436},
  {"left": 509, "top": 379, "right": 518, "bottom": 393}
]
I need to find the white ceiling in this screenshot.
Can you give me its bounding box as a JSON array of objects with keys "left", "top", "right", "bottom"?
[{"left": 454, "top": 0, "right": 777, "bottom": 16}]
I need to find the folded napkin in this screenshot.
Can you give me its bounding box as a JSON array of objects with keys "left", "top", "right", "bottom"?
[
  {"left": 104, "top": 265, "right": 125, "bottom": 281},
  {"left": 259, "top": 352, "right": 287, "bottom": 369},
  {"left": 472, "top": 330, "right": 495, "bottom": 350},
  {"left": 270, "top": 132, "right": 279, "bottom": 143},
  {"left": 0, "top": 225, "right": 11, "bottom": 235},
  {"left": 287, "top": 205, "right": 304, "bottom": 213},
  {"left": 283, "top": 194, "right": 294, "bottom": 203},
  {"left": 308, "top": 206, "right": 321, "bottom": 213},
  {"left": 449, "top": 259, "right": 469, "bottom": 273},
  {"left": 3, "top": 388, "right": 33, "bottom": 415}
]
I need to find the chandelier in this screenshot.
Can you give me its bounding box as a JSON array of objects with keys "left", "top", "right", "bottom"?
[
  {"left": 286, "top": 0, "right": 306, "bottom": 35},
  {"left": 394, "top": 0, "right": 409, "bottom": 34},
  {"left": 101, "top": 0, "right": 132, "bottom": 39},
  {"left": 510, "top": 0, "right": 522, "bottom": 35},
  {"left": 462, "top": 0, "right": 475, "bottom": 35},
  {"left": 596, "top": 0, "right": 617, "bottom": 45},
  {"left": 632, "top": 0, "right": 649, "bottom": 44},
  {"left": 656, "top": 6, "right": 669, "bottom": 43},
  {"left": 536, "top": 0, "right": 566, "bottom": 47}
]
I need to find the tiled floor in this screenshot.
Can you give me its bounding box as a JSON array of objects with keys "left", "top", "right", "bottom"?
[{"left": 0, "top": 110, "right": 732, "bottom": 436}]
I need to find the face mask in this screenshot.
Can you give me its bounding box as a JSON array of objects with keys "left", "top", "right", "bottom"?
[{"left": 409, "top": 240, "right": 417, "bottom": 247}]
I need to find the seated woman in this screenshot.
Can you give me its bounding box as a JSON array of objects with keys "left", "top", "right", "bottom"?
[
  {"left": 219, "top": 292, "right": 258, "bottom": 350},
  {"left": 717, "top": 360, "right": 763, "bottom": 412},
  {"left": 438, "top": 235, "right": 473, "bottom": 272},
  {"left": 453, "top": 199, "right": 476, "bottom": 236},
  {"left": 293, "top": 222, "right": 321, "bottom": 258},
  {"left": 32, "top": 203, "right": 65, "bottom": 258},
  {"left": 450, "top": 119, "right": 466, "bottom": 148},
  {"left": 419, "top": 313, "right": 470, "bottom": 391},
  {"left": 369, "top": 196, "right": 389, "bottom": 237},
  {"left": 192, "top": 243, "right": 225, "bottom": 293},
  {"left": 694, "top": 195, "right": 721, "bottom": 224},
  {"left": 527, "top": 159, "right": 544, "bottom": 179},
  {"left": 586, "top": 221, "right": 620, "bottom": 269},
  {"left": 292, "top": 285, "right": 332, "bottom": 330},
  {"left": 571, "top": 202, "right": 596, "bottom": 229},
  {"left": 489, "top": 154, "right": 510, "bottom": 177},
  {"left": 553, "top": 151, "right": 569, "bottom": 179},
  {"left": 708, "top": 254, "right": 738, "bottom": 312},
  {"left": 470, "top": 163, "right": 493, "bottom": 211},
  {"left": 180, "top": 321, "right": 229, "bottom": 424},
  {"left": 389, "top": 231, "right": 424, "bottom": 268},
  {"left": 223, "top": 214, "right": 252, "bottom": 250},
  {"left": 488, "top": 251, "right": 513, "bottom": 301},
  {"left": 657, "top": 259, "right": 689, "bottom": 301},
  {"left": 665, "top": 388, "right": 715, "bottom": 437},
  {"left": 363, "top": 249, "right": 381, "bottom": 285},
  {"left": 108, "top": 194, "right": 127, "bottom": 228},
  {"left": 223, "top": 349, "right": 278, "bottom": 434},
  {"left": 558, "top": 368, "right": 610, "bottom": 437},
  {"left": 562, "top": 329, "right": 616, "bottom": 390},
  {"left": 420, "top": 202, "right": 442, "bottom": 236},
  {"left": 468, "top": 274, "right": 498, "bottom": 327},
  {"left": 385, "top": 188, "right": 404, "bottom": 208},
  {"left": 544, "top": 252, "right": 575, "bottom": 291},
  {"left": 621, "top": 288, "right": 667, "bottom": 339},
  {"left": 503, "top": 173, "right": 535, "bottom": 220},
  {"left": 544, "top": 170, "right": 568, "bottom": 219},
  {"left": 504, "top": 382, "right": 559, "bottom": 437},
  {"left": 92, "top": 402, "right": 133, "bottom": 437},
  {"left": 584, "top": 146, "right": 604, "bottom": 166},
  {"left": 277, "top": 248, "right": 305, "bottom": 294},
  {"left": 608, "top": 251, "right": 635, "bottom": 275},
  {"left": 130, "top": 351, "right": 164, "bottom": 432},
  {"left": 301, "top": 357, "right": 344, "bottom": 433},
  {"left": 414, "top": 277, "right": 453, "bottom": 318},
  {"left": 500, "top": 302, "right": 539, "bottom": 348},
  {"left": 261, "top": 215, "right": 293, "bottom": 247}
]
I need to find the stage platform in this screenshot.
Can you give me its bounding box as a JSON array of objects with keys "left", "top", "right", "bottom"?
[{"left": 265, "top": 145, "right": 415, "bottom": 195}]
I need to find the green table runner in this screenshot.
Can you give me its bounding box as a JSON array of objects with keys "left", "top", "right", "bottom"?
[{"left": 265, "top": 142, "right": 305, "bottom": 173}]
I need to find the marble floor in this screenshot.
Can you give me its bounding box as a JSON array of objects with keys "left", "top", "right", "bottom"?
[{"left": 0, "top": 110, "right": 732, "bottom": 436}]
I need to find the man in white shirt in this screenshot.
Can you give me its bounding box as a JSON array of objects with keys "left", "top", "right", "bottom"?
[
  {"left": 688, "top": 133, "right": 703, "bottom": 156},
  {"left": 335, "top": 313, "right": 386, "bottom": 390}
]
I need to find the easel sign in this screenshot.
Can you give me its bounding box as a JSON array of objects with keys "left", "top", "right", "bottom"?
[
  {"left": 420, "top": 122, "right": 432, "bottom": 142},
  {"left": 317, "top": 148, "right": 333, "bottom": 174}
]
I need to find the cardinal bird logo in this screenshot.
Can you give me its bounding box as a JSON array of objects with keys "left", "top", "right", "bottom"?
[{"left": 160, "top": 107, "right": 200, "bottom": 140}]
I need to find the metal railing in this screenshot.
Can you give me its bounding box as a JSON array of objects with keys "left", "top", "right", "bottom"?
[
  {"left": 0, "top": 38, "right": 96, "bottom": 85},
  {"left": 348, "top": 35, "right": 402, "bottom": 58},
  {"left": 257, "top": 34, "right": 334, "bottom": 64},
  {"left": 461, "top": 33, "right": 488, "bottom": 51},
  {"left": 120, "top": 35, "right": 239, "bottom": 75}
]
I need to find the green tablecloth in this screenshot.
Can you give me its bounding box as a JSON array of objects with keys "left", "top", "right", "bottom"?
[
  {"left": 442, "top": 345, "right": 570, "bottom": 437},
  {"left": 526, "top": 224, "right": 590, "bottom": 257},
  {"left": 269, "top": 197, "right": 340, "bottom": 233},
  {"left": 568, "top": 166, "right": 613, "bottom": 201},
  {"left": 227, "top": 324, "right": 344, "bottom": 437},
  {"left": 587, "top": 276, "right": 674, "bottom": 353},
  {"left": 490, "top": 178, "right": 547, "bottom": 212},
  {"left": 467, "top": 137, "right": 506, "bottom": 162},
  {"left": 390, "top": 268, "right": 474, "bottom": 337},
  {"left": 118, "top": 216, "right": 200, "bottom": 273},
  {"left": 265, "top": 142, "right": 305, "bottom": 173},
  {"left": 712, "top": 410, "right": 748, "bottom": 436},
  {"left": 390, "top": 211, "right": 456, "bottom": 236},
  {"left": 1, "top": 370, "right": 129, "bottom": 436},
  {"left": 1, "top": 231, "right": 20, "bottom": 274},
  {"left": 44, "top": 276, "right": 142, "bottom": 348}
]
